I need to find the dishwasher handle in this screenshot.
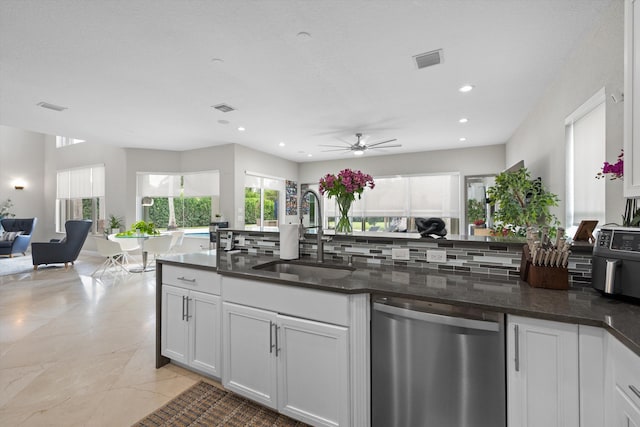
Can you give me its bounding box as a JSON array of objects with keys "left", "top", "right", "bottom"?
[{"left": 373, "top": 302, "right": 501, "bottom": 332}]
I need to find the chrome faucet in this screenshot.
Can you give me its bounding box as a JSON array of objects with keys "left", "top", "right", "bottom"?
[{"left": 299, "top": 189, "right": 325, "bottom": 263}]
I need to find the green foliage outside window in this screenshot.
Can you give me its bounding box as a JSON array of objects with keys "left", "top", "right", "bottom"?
[
  {"left": 148, "top": 196, "right": 212, "bottom": 228},
  {"left": 244, "top": 188, "right": 277, "bottom": 225}
]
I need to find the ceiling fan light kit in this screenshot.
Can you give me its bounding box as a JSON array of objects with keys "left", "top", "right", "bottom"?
[{"left": 319, "top": 132, "right": 401, "bottom": 156}]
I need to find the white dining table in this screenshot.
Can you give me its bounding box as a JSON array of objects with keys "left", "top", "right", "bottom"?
[{"left": 111, "top": 233, "right": 167, "bottom": 273}]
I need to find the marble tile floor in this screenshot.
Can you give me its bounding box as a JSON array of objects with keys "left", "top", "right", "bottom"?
[{"left": 0, "top": 252, "right": 216, "bottom": 426}]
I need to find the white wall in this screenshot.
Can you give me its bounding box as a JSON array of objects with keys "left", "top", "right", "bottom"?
[
  {"left": 506, "top": 0, "right": 625, "bottom": 225},
  {"left": 0, "top": 126, "right": 47, "bottom": 241},
  {"left": 180, "top": 144, "right": 236, "bottom": 227},
  {"left": 298, "top": 144, "right": 506, "bottom": 184},
  {"left": 234, "top": 144, "right": 299, "bottom": 227}
]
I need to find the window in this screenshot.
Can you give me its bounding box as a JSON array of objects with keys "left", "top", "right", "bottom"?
[
  {"left": 244, "top": 173, "right": 285, "bottom": 231},
  {"left": 306, "top": 173, "right": 461, "bottom": 234},
  {"left": 56, "top": 165, "right": 105, "bottom": 233},
  {"left": 56, "top": 136, "right": 85, "bottom": 148},
  {"left": 566, "top": 88, "right": 606, "bottom": 232},
  {"left": 136, "top": 171, "right": 220, "bottom": 230}
]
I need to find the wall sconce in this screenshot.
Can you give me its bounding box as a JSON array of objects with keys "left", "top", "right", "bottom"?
[
  {"left": 12, "top": 179, "right": 26, "bottom": 190},
  {"left": 141, "top": 196, "right": 154, "bottom": 206}
]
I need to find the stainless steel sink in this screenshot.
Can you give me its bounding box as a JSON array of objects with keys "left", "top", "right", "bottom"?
[{"left": 252, "top": 260, "right": 355, "bottom": 279}]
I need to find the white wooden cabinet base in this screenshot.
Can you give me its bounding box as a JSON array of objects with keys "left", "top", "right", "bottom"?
[
  {"left": 507, "top": 315, "right": 579, "bottom": 427},
  {"left": 160, "top": 265, "right": 221, "bottom": 378},
  {"left": 222, "top": 276, "right": 369, "bottom": 427},
  {"left": 607, "top": 333, "right": 640, "bottom": 426}
]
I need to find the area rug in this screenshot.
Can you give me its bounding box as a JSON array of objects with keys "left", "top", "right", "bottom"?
[
  {"left": 133, "top": 381, "right": 310, "bottom": 427},
  {"left": 0, "top": 255, "right": 35, "bottom": 276}
]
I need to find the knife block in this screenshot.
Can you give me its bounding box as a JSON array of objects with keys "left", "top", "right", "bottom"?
[{"left": 520, "top": 245, "right": 569, "bottom": 290}]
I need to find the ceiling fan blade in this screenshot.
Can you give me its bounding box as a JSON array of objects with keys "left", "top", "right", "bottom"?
[
  {"left": 319, "top": 144, "right": 353, "bottom": 148},
  {"left": 366, "top": 138, "right": 398, "bottom": 148},
  {"left": 368, "top": 144, "right": 402, "bottom": 149},
  {"left": 321, "top": 148, "right": 351, "bottom": 152}
]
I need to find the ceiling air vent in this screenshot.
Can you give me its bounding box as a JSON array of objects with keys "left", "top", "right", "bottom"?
[
  {"left": 212, "top": 103, "right": 236, "bottom": 113},
  {"left": 36, "top": 101, "right": 67, "bottom": 112},
  {"left": 413, "top": 49, "right": 443, "bottom": 70}
]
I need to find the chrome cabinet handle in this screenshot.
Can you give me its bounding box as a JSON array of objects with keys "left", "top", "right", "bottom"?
[
  {"left": 514, "top": 324, "right": 520, "bottom": 372},
  {"left": 177, "top": 276, "right": 196, "bottom": 283},
  {"left": 185, "top": 297, "right": 192, "bottom": 321},
  {"left": 269, "top": 321, "right": 275, "bottom": 354},
  {"left": 630, "top": 385, "right": 640, "bottom": 400},
  {"left": 181, "top": 295, "right": 186, "bottom": 321},
  {"left": 275, "top": 325, "right": 281, "bottom": 357}
]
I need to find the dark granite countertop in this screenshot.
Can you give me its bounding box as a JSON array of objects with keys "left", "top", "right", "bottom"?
[{"left": 157, "top": 251, "right": 640, "bottom": 356}]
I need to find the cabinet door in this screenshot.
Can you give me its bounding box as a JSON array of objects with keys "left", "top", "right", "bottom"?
[
  {"left": 222, "top": 302, "right": 278, "bottom": 408},
  {"left": 277, "top": 314, "right": 349, "bottom": 427},
  {"left": 625, "top": 0, "right": 640, "bottom": 197},
  {"left": 614, "top": 386, "right": 640, "bottom": 427},
  {"left": 188, "top": 291, "right": 220, "bottom": 377},
  {"left": 161, "top": 285, "right": 189, "bottom": 363},
  {"left": 507, "top": 315, "right": 579, "bottom": 427}
]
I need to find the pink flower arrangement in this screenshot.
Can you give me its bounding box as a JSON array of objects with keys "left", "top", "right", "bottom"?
[
  {"left": 596, "top": 149, "right": 624, "bottom": 180},
  {"left": 319, "top": 169, "right": 375, "bottom": 201},
  {"left": 319, "top": 169, "right": 374, "bottom": 233}
]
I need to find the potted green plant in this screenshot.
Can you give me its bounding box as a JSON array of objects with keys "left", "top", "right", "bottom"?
[
  {"left": 107, "top": 214, "right": 125, "bottom": 234},
  {"left": 486, "top": 167, "right": 560, "bottom": 237}
]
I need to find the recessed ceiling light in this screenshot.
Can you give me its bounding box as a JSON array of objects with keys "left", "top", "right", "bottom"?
[
  {"left": 459, "top": 118, "right": 469, "bottom": 124},
  {"left": 237, "top": 127, "right": 245, "bottom": 132},
  {"left": 307, "top": 153, "right": 313, "bottom": 157},
  {"left": 211, "top": 58, "right": 224, "bottom": 64},
  {"left": 297, "top": 31, "right": 312, "bottom": 40},
  {"left": 279, "top": 142, "right": 285, "bottom": 147},
  {"left": 459, "top": 85, "right": 474, "bottom": 93},
  {"left": 353, "top": 150, "right": 364, "bottom": 156},
  {"left": 459, "top": 137, "right": 467, "bottom": 142}
]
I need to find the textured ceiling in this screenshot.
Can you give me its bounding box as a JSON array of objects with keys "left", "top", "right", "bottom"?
[{"left": 0, "top": 0, "right": 612, "bottom": 162}]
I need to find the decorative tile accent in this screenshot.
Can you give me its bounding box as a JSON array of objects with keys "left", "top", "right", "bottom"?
[{"left": 221, "top": 231, "right": 593, "bottom": 288}]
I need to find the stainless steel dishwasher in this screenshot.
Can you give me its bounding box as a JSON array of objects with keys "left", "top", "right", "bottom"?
[{"left": 371, "top": 296, "right": 506, "bottom": 427}]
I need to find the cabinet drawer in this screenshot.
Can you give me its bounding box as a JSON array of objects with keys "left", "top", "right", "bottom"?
[
  {"left": 611, "top": 334, "right": 640, "bottom": 407},
  {"left": 163, "top": 265, "right": 221, "bottom": 294}
]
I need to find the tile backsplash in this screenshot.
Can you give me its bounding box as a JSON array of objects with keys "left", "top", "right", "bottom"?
[{"left": 220, "top": 231, "right": 592, "bottom": 289}]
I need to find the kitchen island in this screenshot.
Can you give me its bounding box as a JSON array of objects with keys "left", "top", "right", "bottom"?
[{"left": 155, "top": 235, "right": 640, "bottom": 427}]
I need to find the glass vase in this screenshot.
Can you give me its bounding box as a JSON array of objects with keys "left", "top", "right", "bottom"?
[{"left": 336, "top": 196, "right": 353, "bottom": 234}]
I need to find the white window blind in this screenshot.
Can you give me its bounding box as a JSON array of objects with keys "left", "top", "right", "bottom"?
[
  {"left": 573, "top": 102, "right": 606, "bottom": 223},
  {"left": 409, "top": 175, "right": 460, "bottom": 217},
  {"left": 363, "top": 177, "right": 408, "bottom": 216},
  {"left": 566, "top": 91, "right": 606, "bottom": 227},
  {"left": 137, "top": 174, "right": 181, "bottom": 197},
  {"left": 312, "top": 173, "right": 460, "bottom": 221},
  {"left": 56, "top": 165, "right": 105, "bottom": 198},
  {"left": 183, "top": 171, "right": 220, "bottom": 196}
]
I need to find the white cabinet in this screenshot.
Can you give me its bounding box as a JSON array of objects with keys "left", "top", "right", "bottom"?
[
  {"left": 614, "top": 386, "right": 640, "bottom": 427},
  {"left": 221, "top": 276, "right": 367, "bottom": 427},
  {"left": 507, "top": 315, "right": 579, "bottom": 427},
  {"left": 222, "top": 301, "right": 349, "bottom": 427},
  {"left": 625, "top": 0, "right": 640, "bottom": 197},
  {"left": 161, "top": 265, "right": 221, "bottom": 378},
  {"left": 606, "top": 333, "right": 640, "bottom": 426},
  {"left": 222, "top": 302, "right": 278, "bottom": 407}
]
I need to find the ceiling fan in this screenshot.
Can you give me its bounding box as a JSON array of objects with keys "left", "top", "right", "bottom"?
[{"left": 319, "top": 133, "right": 401, "bottom": 156}]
